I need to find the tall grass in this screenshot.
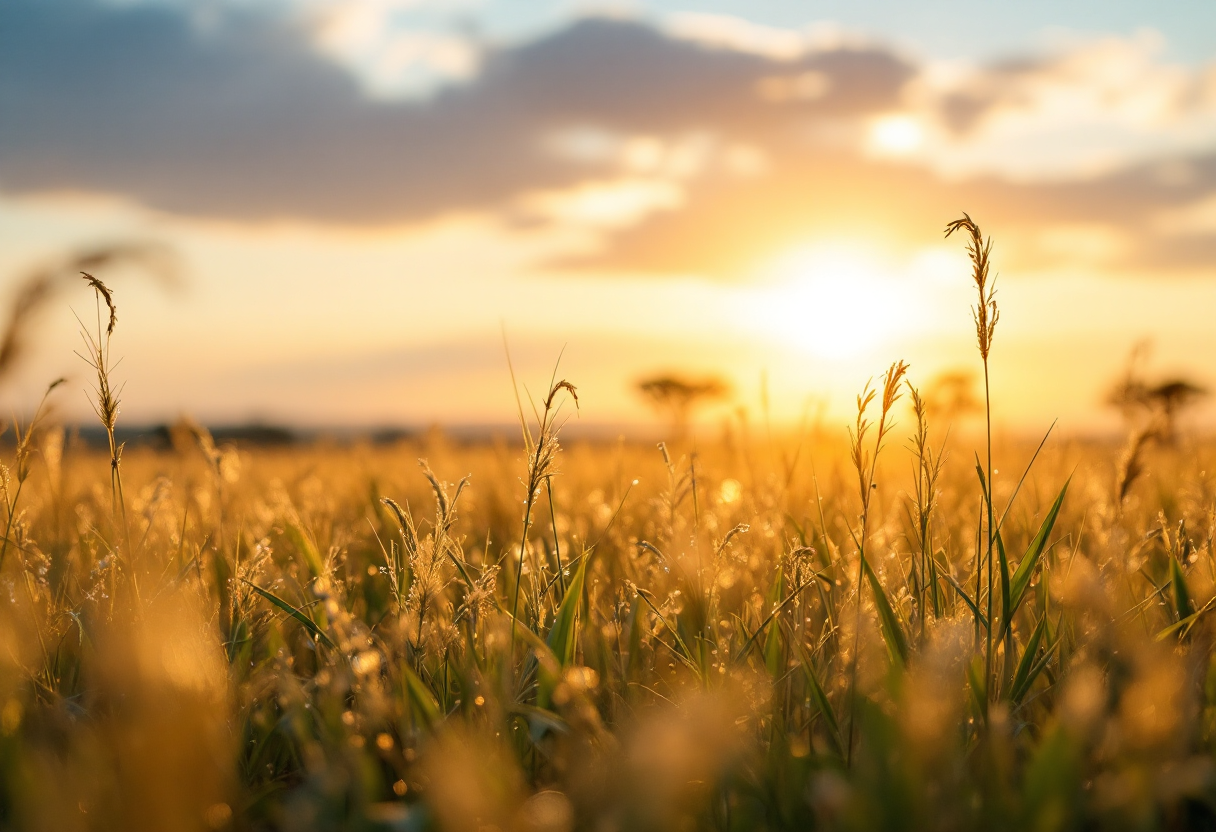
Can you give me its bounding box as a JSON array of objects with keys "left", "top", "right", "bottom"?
[
  {"left": 946, "top": 214, "right": 1000, "bottom": 707},
  {"left": 1, "top": 217, "right": 1215, "bottom": 831}
]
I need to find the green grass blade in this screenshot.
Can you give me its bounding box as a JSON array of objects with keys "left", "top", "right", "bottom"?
[
  {"left": 731, "top": 575, "right": 816, "bottom": 666},
  {"left": 966, "top": 655, "right": 986, "bottom": 719},
  {"left": 942, "top": 572, "right": 988, "bottom": 630},
  {"left": 996, "top": 528, "right": 1012, "bottom": 638},
  {"left": 546, "top": 549, "right": 587, "bottom": 666},
  {"left": 285, "top": 522, "right": 325, "bottom": 579},
  {"left": 977, "top": 460, "right": 1015, "bottom": 639},
  {"left": 504, "top": 608, "right": 567, "bottom": 709},
  {"left": 1009, "top": 479, "right": 1070, "bottom": 615},
  {"left": 402, "top": 663, "right": 440, "bottom": 728},
  {"left": 764, "top": 570, "right": 786, "bottom": 678},
  {"left": 995, "top": 421, "right": 1057, "bottom": 534},
  {"left": 794, "top": 640, "right": 843, "bottom": 757},
  {"left": 1010, "top": 616, "right": 1047, "bottom": 704},
  {"left": 508, "top": 703, "right": 570, "bottom": 739},
  {"left": 636, "top": 588, "right": 700, "bottom": 674},
  {"left": 244, "top": 579, "right": 336, "bottom": 650},
  {"left": 1013, "top": 641, "right": 1058, "bottom": 707},
  {"left": 1170, "top": 556, "right": 1194, "bottom": 622},
  {"left": 861, "top": 553, "right": 909, "bottom": 668},
  {"left": 928, "top": 548, "right": 943, "bottom": 619}
]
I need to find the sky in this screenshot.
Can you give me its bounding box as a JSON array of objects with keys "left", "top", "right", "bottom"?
[{"left": 2, "top": 0, "right": 1216, "bottom": 434}]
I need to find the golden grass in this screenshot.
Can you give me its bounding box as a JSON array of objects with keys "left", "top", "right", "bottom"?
[{"left": 2, "top": 222, "right": 1216, "bottom": 831}]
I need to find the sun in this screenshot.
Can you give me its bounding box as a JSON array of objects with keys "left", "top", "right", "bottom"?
[
  {"left": 868, "top": 114, "right": 925, "bottom": 156},
  {"left": 747, "top": 245, "right": 914, "bottom": 359}
]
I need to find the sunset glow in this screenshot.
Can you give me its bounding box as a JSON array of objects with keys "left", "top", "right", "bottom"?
[
  {"left": 2, "top": 1, "right": 1216, "bottom": 434},
  {"left": 8, "top": 4, "right": 1216, "bottom": 827},
  {"left": 753, "top": 247, "right": 915, "bottom": 359},
  {"left": 867, "top": 114, "right": 926, "bottom": 156}
]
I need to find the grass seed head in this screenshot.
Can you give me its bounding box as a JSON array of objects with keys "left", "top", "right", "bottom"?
[
  {"left": 945, "top": 213, "right": 999, "bottom": 361},
  {"left": 81, "top": 272, "right": 117, "bottom": 335}
]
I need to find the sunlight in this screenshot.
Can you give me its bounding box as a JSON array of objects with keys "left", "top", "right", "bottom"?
[
  {"left": 748, "top": 245, "right": 913, "bottom": 359},
  {"left": 867, "top": 114, "right": 925, "bottom": 156},
  {"left": 520, "top": 178, "right": 684, "bottom": 229}
]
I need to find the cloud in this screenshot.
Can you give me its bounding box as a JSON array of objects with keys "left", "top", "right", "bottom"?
[
  {"left": 2, "top": 0, "right": 1216, "bottom": 279},
  {"left": 0, "top": 0, "right": 912, "bottom": 225},
  {"left": 921, "top": 32, "right": 1216, "bottom": 180},
  {"left": 304, "top": 0, "right": 483, "bottom": 99},
  {"left": 569, "top": 145, "right": 1216, "bottom": 276}
]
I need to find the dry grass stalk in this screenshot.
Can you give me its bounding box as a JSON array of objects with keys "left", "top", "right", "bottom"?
[
  {"left": 846, "top": 359, "right": 908, "bottom": 764},
  {"left": 947, "top": 213, "right": 1000, "bottom": 706},
  {"left": 0, "top": 242, "right": 175, "bottom": 387},
  {"left": 75, "top": 273, "right": 133, "bottom": 591},
  {"left": 509, "top": 374, "right": 578, "bottom": 658},
  {"left": 907, "top": 382, "right": 948, "bottom": 636},
  {"left": 0, "top": 378, "right": 64, "bottom": 573}
]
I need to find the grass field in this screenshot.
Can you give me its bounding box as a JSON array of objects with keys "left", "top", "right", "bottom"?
[{"left": 3, "top": 219, "right": 1216, "bottom": 831}]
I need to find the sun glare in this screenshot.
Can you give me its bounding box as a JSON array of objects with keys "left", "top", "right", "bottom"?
[
  {"left": 868, "top": 114, "right": 924, "bottom": 156},
  {"left": 748, "top": 246, "right": 913, "bottom": 359}
]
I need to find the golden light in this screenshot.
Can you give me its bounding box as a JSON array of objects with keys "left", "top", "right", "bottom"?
[
  {"left": 521, "top": 178, "right": 684, "bottom": 228},
  {"left": 747, "top": 245, "right": 916, "bottom": 359},
  {"left": 868, "top": 114, "right": 924, "bottom": 156}
]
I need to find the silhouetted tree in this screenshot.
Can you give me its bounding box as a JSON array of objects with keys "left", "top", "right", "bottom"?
[
  {"left": 922, "top": 368, "right": 982, "bottom": 423},
  {"left": 636, "top": 373, "right": 729, "bottom": 441},
  {"left": 1107, "top": 343, "right": 1207, "bottom": 444},
  {"left": 1106, "top": 344, "right": 1209, "bottom": 504}
]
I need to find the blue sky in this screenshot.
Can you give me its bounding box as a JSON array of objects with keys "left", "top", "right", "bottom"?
[{"left": 474, "top": 0, "right": 1216, "bottom": 61}]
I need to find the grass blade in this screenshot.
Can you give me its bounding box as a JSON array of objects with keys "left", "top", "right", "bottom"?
[
  {"left": 1155, "top": 593, "right": 1216, "bottom": 641},
  {"left": 1009, "top": 616, "right": 1047, "bottom": 704},
  {"left": 1170, "top": 556, "right": 1194, "bottom": 622},
  {"left": 243, "top": 579, "right": 336, "bottom": 650},
  {"left": 1009, "top": 479, "right": 1070, "bottom": 616},
  {"left": 943, "top": 572, "right": 988, "bottom": 630},
  {"left": 285, "top": 523, "right": 325, "bottom": 579},
  {"left": 794, "top": 640, "right": 843, "bottom": 757},
  {"left": 966, "top": 655, "right": 986, "bottom": 719},
  {"left": 996, "top": 528, "right": 1012, "bottom": 637},
  {"left": 732, "top": 575, "right": 817, "bottom": 666},
  {"left": 977, "top": 460, "right": 1015, "bottom": 639},
  {"left": 861, "top": 553, "right": 909, "bottom": 668},
  {"left": 1013, "top": 640, "right": 1058, "bottom": 707},
  {"left": 636, "top": 588, "right": 700, "bottom": 675},
  {"left": 547, "top": 549, "right": 587, "bottom": 666},
  {"left": 403, "top": 663, "right": 440, "bottom": 728},
  {"left": 764, "top": 570, "right": 786, "bottom": 677}
]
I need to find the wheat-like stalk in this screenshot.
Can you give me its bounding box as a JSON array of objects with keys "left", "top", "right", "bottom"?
[
  {"left": 946, "top": 214, "right": 1000, "bottom": 706},
  {"left": 509, "top": 377, "right": 577, "bottom": 658},
  {"left": 846, "top": 359, "right": 908, "bottom": 764},
  {"left": 75, "top": 273, "right": 133, "bottom": 596}
]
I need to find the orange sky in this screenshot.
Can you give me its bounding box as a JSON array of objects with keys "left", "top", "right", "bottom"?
[{"left": 2, "top": 3, "right": 1216, "bottom": 435}]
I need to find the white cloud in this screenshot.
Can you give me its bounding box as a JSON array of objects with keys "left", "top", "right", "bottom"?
[
  {"left": 306, "top": 0, "right": 482, "bottom": 99},
  {"left": 544, "top": 127, "right": 767, "bottom": 180},
  {"left": 519, "top": 177, "right": 684, "bottom": 230},
  {"left": 663, "top": 13, "right": 806, "bottom": 60},
  {"left": 909, "top": 31, "right": 1216, "bottom": 181}
]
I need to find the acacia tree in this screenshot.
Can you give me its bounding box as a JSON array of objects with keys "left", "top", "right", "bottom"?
[
  {"left": 636, "top": 373, "right": 729, "bottom": 442},
  {"left": 1107, "top": 343, "right": 1207, "bottom": 443},
  {"left": 922, "top": 368, "right": 982, "bottom": 424}
]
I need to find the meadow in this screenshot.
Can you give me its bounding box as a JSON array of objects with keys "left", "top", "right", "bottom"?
[{"left": 2, "top": 217, "right": 1216, "bottom": 831}]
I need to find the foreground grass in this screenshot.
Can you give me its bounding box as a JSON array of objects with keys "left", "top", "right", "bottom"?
[
  {"left": 1, "top": 419, "right": 1215, "bottom": 831},
  {"left": 3, "top": 218, "right": 1215, "bottom": 831}
]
